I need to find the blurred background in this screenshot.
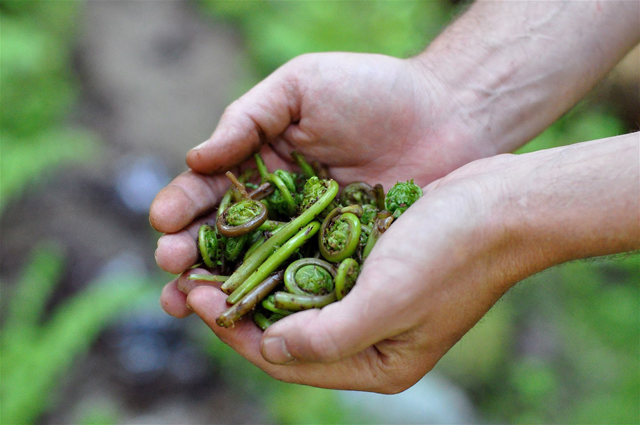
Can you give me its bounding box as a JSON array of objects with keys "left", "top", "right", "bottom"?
[{"left": 1, "top": 1, "right": 638, "bottom": 424}]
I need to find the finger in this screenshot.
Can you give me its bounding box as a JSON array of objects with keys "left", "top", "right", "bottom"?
[
  {"left": 154, "top": 213, "right": 215, "bottom": 274},
  {"left": 186, "top": 65, "right": 301, "bottom": 174},
  {"left": 149, "top": 170, "right": 230, "bottom": 234},
  {"left": 258, "top": 207, "right": 434, "bottom": 365},
  {"left": 260, "top": 256, "right": 424, "bottom": 365},
  {"left": 186, "top": 285, "right": 404, "bottom": 392},
  {"left": 160, "top": 268, "right": 224, "bottom": 319},
  {"left": 176, "top": 268, "right": 224, "bottom": 294},
  {"left": 160, "top": 279, "right": 192, "bottom": 318}
]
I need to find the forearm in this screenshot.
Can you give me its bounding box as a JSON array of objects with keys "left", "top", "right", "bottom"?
[
  {"left": 501, "top": 132, "right": 640, "bottom": 277},
  {"left": 413, "top": 1, "right": 640, "bottom": 155}
]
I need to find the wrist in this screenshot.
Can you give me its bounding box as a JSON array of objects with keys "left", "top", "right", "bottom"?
[
  {"left": 497, "top": 134, "right": 640, "bottom": 275},
  {"left": 411, "top": 1, "right": 640, "bottom": 155}
]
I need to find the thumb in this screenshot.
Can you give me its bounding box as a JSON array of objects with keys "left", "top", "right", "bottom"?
[
  {"left": 259, "top": 255, "right": 418, "bottom": 365},
  {"left": 187, "top": 65, "right": 301, "bottom": 174}
]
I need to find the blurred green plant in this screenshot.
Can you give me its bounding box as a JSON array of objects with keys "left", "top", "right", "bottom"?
[
  {"left": 0, "top": 3, "right": 155, "bottom": 424},
  {"left": 199, "top": 0, "right": 455, "bottom": 80},
  {"left": 517, "top": 103, "right": 627, "bottom": 154},
  {"left": 199, "top": 331, "right": 365, "bottom": 425},
  {"left": 0, "top": 243, "right": 155, "bottom": 425},
  {"left": 0, "top": 1, "right": 100, "bottom": 213}
]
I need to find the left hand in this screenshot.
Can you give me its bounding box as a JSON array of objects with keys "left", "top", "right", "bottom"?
[{"left": 162, "top": 133, "right": 638, "bottom": 392}]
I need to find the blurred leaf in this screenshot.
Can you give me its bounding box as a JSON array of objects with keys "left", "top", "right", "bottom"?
[
  {"left": 199, "top": 329, "right": 353, "bottom": 424},
  {"left": 1, "top": 2, "right": 101, "bottom": 217},
  {"left": 0, "top": 243, "right": 155, "bottom": 425},
  {"left": 202, "top": 0, "right": 453, "bottom": 76},
  {"left": 1, "top": 242, "right": 66, "bottom": 365},
  {"left": 0, "top": 127, "right": 101, "bottom": 213},
  {"left": 516, "top": 107, "right": 626, "bottom": 154},
  {"left": 1, "top": 15, "right": 77, "bottom": 136},
  {"left": 437, "top": 299, "right": 514, "bottom": 385},
  {"left": 268, "top": 385, "right": 345, "bottom": 425}
]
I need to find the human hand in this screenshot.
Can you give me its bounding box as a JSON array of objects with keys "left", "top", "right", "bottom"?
[
  {"left": 159, "top": 133, "right": 638, "bottom": 392},
  {"left": 150, "top": 51, "right": 495, "bottom": 276}
]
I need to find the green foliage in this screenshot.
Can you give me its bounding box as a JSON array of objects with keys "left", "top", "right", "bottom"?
[
  {"left": 0, "top": 2, "right": 100, "bottom": 213},
  {"left": 385, "top": 180, "right": 423, "bottom": 218},
  {"left": 200, "top": 0, "right": 454, "bottom": 77},
  {"left": 516, "top": 105, "right": 626, "bottom": 154},
  {"left": 441, "top": 255, "right": 640, "bottom": 424},
  {"left": 200, "top": 334, "right": 354, "bottom": 424},
  {"left": 0, "top": 243, "right": 155, "bottom": 425},
  {"left": 0, "top": 128, "right": 100, "bottom": 212}
]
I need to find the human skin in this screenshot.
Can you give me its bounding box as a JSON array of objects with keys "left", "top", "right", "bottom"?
[
  {"left": 161, "top": 133, "right": 639, "bottom": 393},
  {"left": 150, "top": 1, "right": 640, "bottom": 392}
]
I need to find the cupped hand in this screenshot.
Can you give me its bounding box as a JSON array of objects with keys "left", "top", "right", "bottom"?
[
  {"left": 185, "top": 52, "right": 489, "bottom": 188},
  {"left": 161, "top": 153, "right": 531, "bottom": 392},
  {"left": 150, "top": 52, "right": 492, "bottom": 275},
  {"left": 158, "top": 131, "right": 638, "bottom": 392}
]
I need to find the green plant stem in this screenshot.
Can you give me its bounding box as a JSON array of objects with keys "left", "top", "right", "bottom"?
[
  {"left": 335, "top": 258, "right": 359, "bottom": 300},
  {"left": 253, "top": 311, "right": 285, "bottom": 330},
  {"left": 254, "top": 153, "right": 270, "bottom": 179},
  {"left": 187, "top": 274, "right": 229, "bottom": 282},
  {"left": 221, "top": 180, "right": 339, "bottom": 293},
  {"left": 362, "top": 212, "right": 394, "bottom": 260},
  {"left": 216, "top": 271, "right": 284, "bottom": 328},
  {"left": 267, "top": 173, "right": 297, "bottom": 213},
  {"left": 273, "top": 291, "right": 337, "bottom": 311},
  {"left": 291, "top": 151, "right": 316, "bottom": 178},
  {"left": 226, "top": 221, "right": 321, "bottom": 304},
  {"left": 262, "top": 295, "right": 296, "bottom": 316}
]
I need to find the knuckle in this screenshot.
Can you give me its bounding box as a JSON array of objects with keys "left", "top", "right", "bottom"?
[
  {"left": 305, "top": 325, "right": 343, "bottom": 363},
  {"left": 222, "top": 100, "right": 241, "bottom": 117},
  {"left": 369, "top": 351, "right": 433, "bottom": 394}
]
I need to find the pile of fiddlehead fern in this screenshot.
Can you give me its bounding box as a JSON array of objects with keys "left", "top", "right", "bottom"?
[{"left": 188, "top": 152, "right": 422, "bottom": 329}]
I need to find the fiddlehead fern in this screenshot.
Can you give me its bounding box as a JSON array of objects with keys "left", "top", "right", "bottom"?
[
  {"left": 198, "top": 224, "right": 223, "bottom": 268},
  {"left": 216, "top": 271, "right": 284, "bottom": 328},
  {"left": 360, "top": 204, "right": 378, "bottom": 226},
  {"left": 385, "top": 180, "right": 422, "bottom": 218},
  {"left": 225, "top": 220, "right": 322, "bottom": 303},
  {"left": 362, "top": 210, "right": 394, "bottom": 260},
  {"left": 340, "top": 182, "right": 376, "bottom": 206},
  {"left": 220, "top": 179, "right": 339, "bottom": 295},
  {"left": 254, "top": 153, "right": 298, "bottom": 217},
  {"left": 270, "top": 258, "right": 338, "bottom": 311},
  {"left": 299, "top": 176, "right": 339, "bottom": 216},
  {"left": 185, "top": 150, "right": 422, "bottom": 331},
  {"left": 217, "top": 171, "right": 268, "bottom": 237},
  {"left": 319, "top": 205, "right": 363, "bottom": 262},
  {"left": 284, "top": 258, "right": 336, "bottom": 295},
  {"left": 335, "top": 258, "right": 359, "bottom": 300}
]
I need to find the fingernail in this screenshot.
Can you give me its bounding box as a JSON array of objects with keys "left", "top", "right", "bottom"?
[
  {"left": 191, "top": 140, "right": 209, "bottom": 151},
  {"left": 262, "top": 337, "right": 295, "bottom": 365}
]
